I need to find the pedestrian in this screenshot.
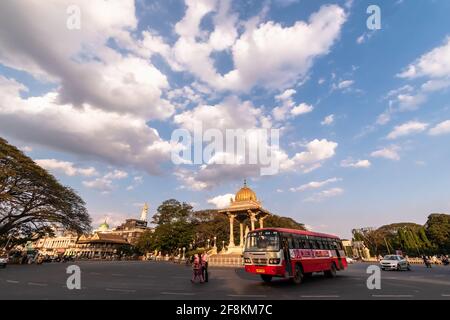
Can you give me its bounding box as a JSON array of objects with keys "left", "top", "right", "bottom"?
[
  {"left": 191, "top": 254, "right": 204, "bottom": 283},
  {"left": 201, "top": 251, "right": 209, "bottom": 283}
]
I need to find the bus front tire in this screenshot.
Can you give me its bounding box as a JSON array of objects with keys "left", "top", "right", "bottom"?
[
  {"left": 292, "top": 264, "right": 303, "bottom": 285},
  {"left": 260, "top": 275, "right": 272, "bottom": 283},
  {"left": 324, "top": 263, "right": 337, "bottom": 278}
]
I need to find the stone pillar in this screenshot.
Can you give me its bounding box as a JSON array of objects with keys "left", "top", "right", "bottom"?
[
  {"left": 249, "top": 211, "right": 257, "bottom": 231},
  {"left": 228, "top": 213, "right": 236, "bottom": 247},
  {"left": 239, "top": 223, "right": 244, "bottom": 247},
  {"left": 259, "top": 215, "right": 267, "bottom": 229}
]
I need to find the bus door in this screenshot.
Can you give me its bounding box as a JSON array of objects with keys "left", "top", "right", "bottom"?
[
  {"left": 282, "top": 236, "right": 292, "bottom": 277},
  {"left": 333, "top": 241, "right": 344, "bottom": 269}
]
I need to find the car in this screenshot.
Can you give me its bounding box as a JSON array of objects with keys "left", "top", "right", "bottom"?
[
  {"left": 380, "top": 255, "right": 411, "bottom": 271},
  {"left": 0, "top": 256, "right": 8, "bottom": 268}
]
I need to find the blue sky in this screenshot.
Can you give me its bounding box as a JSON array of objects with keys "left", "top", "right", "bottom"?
[{"left": 1, "top": 0, "right": 450, "bottom": 238}]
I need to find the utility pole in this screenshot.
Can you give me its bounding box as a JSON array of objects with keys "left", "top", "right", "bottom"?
[{"left": 384, "top": 237, "right": 391, "bottom": 254}]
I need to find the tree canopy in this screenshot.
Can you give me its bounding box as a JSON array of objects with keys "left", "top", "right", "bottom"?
[
  {"left": 137, "top": 199, "right": 305, "bottom": 255},
  {"left": 0, "top": 137, "right": 91, "bottom": 247},
  {"left": 352, "top": 218, "right": 447, "bottom": 256}
]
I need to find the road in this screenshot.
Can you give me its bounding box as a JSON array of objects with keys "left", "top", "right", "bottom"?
[{"left": 0, "top": 261, "right": 449, "bottom": 300}]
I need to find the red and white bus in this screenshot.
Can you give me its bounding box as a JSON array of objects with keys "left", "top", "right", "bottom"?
[{"left": 243, "top": 228, "right": 348, "bottom": 284}]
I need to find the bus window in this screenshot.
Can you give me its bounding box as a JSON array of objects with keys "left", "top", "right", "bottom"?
[
  {"left": 293, "top": 236, "right": 300, "bottom": 249},
  {"left": 288, "top": 237, "right": 294, "bottom": 249}
]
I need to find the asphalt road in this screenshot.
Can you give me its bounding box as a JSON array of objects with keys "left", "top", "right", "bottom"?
[{"left": 0, "top": 261, "right": 449, "bottom": 300}]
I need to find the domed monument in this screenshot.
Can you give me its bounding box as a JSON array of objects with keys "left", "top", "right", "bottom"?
[{"left": 218, "top": 180, "right": 271, "bottom": 254}]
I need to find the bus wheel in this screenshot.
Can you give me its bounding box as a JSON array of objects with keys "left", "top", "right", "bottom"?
[
  {"left": 324, "top": 263, "right": 337, "bottom": 278},
  {"left": 261, "top": 275, "right": 272, "bottom": 283},
  {"left": 292, "top": 264, "right": 303, "bottom": 285}
]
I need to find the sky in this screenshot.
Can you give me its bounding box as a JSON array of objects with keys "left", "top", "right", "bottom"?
[{"left": 1, "top": 0, "right": 450, "bottom": 239}]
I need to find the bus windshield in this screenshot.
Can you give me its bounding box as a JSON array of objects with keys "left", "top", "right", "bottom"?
[{"left": 245, "top": 231, "right": 280, "bottom": 252}]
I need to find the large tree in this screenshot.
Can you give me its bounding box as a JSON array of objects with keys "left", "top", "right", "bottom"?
[
  {"left": 425, "top": 214, "right": 450, "bottom": 253},
  {"left": 0, "top": 137, "right": 91, "bottom": 246}
]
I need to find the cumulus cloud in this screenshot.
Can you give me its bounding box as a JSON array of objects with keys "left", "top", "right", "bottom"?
[
  {"left": 397, "top": 37, "right": 450, "bottom": 80},
  {"left": 272, "top": 89, "right": 313, "bottom": 121},
  {"left": 387, "top": 121, "right": 428, "bottom": 139},
  {"left": 207, "top": 193, "right": 235, "bottom": 208},
  {"left": 304, "top": 187, "right": 344, "bottom": 202},
  {"left": 0, "top": 0, "right": 174, "bottom": 119},
  {"left": 35, "top": 159, "right": 98, "bottom": 177},
  {"left": 290, "top": 177, "right": 341, "bottom": 192},
  {"left": 340, "top": 159, "right": 371, "bottom": 168},
  {"left": 371, "top": 146, "right": 401, "bottom": 161},
  {"left": 170, "top": 3, "right": 347, "bottom": 92},
  {"left": 321, "top": 114, "right": 335, "bottom": 126},
  {"left": 0, "top": 77, "right": 174, "bottom": 175},
  {"left": 429, "top": 120, "right": 450, "bottom": 136}
]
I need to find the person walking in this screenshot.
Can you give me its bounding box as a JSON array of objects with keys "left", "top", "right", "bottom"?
[
  {"left": 191, "top": 254, "right": 204, "bottom": 283},
  {"left": 201, "top": 251, "right": 209, "bottom": 283}
]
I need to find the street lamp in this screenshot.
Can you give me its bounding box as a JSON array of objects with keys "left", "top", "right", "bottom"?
[
  {"left": 182, "top": 247, "right": 186, "bottom": 260},
  {"left": 207, "top": 239, "right": 210, "bottom": 249}
]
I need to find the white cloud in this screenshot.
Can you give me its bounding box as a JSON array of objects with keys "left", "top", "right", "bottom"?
[
  {"left": 0, "top": 0, "right": 174, "bottom": 119},
  {"left": 290, "top": 177, "right": 341, "bottom": 192},
  {"left": 83, "top": 177, "right": 114, "bottom": 193},
  {"left": 272, "top": 89, "right": 313, "bottom": 121},
  {"left": 170, "top": 3, "right": 347, "bottom": 92},
  {"left": 321, "top": 114, "right": 335, "bottom": 126},
  {"left": 340, "top": 159, "right": 371, "bottom": 168},
  {"left": 337, "top": 80, "right": 354, "bottom": 89},
  {"left": 429, "top": 120, "right": 450, "bottom": 136},
  {"left": 104, "top": 169, "right": 128, "bottom": 180},
  {"left": 387, "top": 121, "right": 428, "bottom": 139},
  {"left": 35, "top": 159, "right": 98, "bottom": 177},
  {"left": 0, "top": 77, "right": 175, "bottom": 175},
  {"left": 304, "top": 187, "right": 344, "bottom": 202},
  {"left": 207, "top": 193, "right": 235, "bottom": 209},
  {"left": 398, "top": 37, "right": 450, "bottom": 80},
  {"left": 371, "top": 146, "right": 401, "bottom": 161},
  {"left": 421, "top": 79, "right": 450, "bottom": 92}
]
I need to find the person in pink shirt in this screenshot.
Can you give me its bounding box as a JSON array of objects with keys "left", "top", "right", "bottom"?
[{"left": 191, "top": 254, "right": 204, "bottom": 283}]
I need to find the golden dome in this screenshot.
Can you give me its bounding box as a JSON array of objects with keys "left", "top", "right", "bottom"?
[{"left": 235, "top": 180, "right": 257, "bottom": 202}]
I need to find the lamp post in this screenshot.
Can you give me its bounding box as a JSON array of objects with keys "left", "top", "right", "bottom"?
[
  {"left": 182, "top": 247, "right": 186, "bottom": 260},
  {"left": 222, "top": 240, "right": 225, "bottom": 252},
  {"left": 213, "top": 236, "right": 217, "bottom": 248},
  {"left": 207, "top": 239, "right": 210, "bottom": 249}
]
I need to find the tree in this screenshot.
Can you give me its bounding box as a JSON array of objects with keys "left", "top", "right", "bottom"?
[
  {"left": 425, "top": 214, "right": 450, "bottom": 253},
  {"left": 151, "top": 199, "right": 193, "bottom": 225},
  {"left": 0, "top": 137, "right": 91, "bottom": 247}
]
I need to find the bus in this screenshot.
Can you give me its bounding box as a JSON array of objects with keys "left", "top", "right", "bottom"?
[{"left": 243, "top": 228, "right": 348, "bottom": 284}]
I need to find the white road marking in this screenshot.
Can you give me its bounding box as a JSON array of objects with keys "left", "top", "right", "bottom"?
[
  {"left": 161, "top": 292, "right": 195, "bottom": 296},
  {"left": 111, "top": 273, "right": 125, "bottom": 276},
  {"left": 441, "top": 294, "right": 450, "bottom": 297},
  {"left": 301, "top": 295, "right": 340, "bottom": 298},
  {"left": 228, "top": 294, "right": 267, "bottom": 298},
  {"left": 6, "top": 280, "right": 19, "bottom": 284},
  {"left": 28, "top": 282, "right": 48, "bottom": 287},
  {"left": 105, "top": 288, "right": 136, "bottom": 293},
  {"left": 372, "top": 294, "right": 413, "bottom": 298},
  {"left": 89, "top": 272, "right": 101, "bottom": 275}
]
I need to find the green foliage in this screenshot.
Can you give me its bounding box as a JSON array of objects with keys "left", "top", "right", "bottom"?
[
  {"left": 264, "top": 215, "right": 305, "bottom": 230},
  {"left": 0, "top": 137, "right": 91, "bottom": 247},
  {"left": 353, "top": 221, "right": 441, "bottom": 256},
  {"left": 151, "top": 199, "right": 193, "bottom": 225},
  {"left": 136, "top": 200, "right": 305, "bottom": 255},
  {"left": 425, "top": 214, "right": 450, "bottom": 253}
]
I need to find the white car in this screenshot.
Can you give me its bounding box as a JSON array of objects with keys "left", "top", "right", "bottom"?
[
  {"left": 346, "top": 257, "right": 355, "bottom": 264},
  {"left": 0, "top": 256, "right": 8, "bottom": 268},
  {"left": 380, "top": 255, "right": 410, "bottom": 271}
]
